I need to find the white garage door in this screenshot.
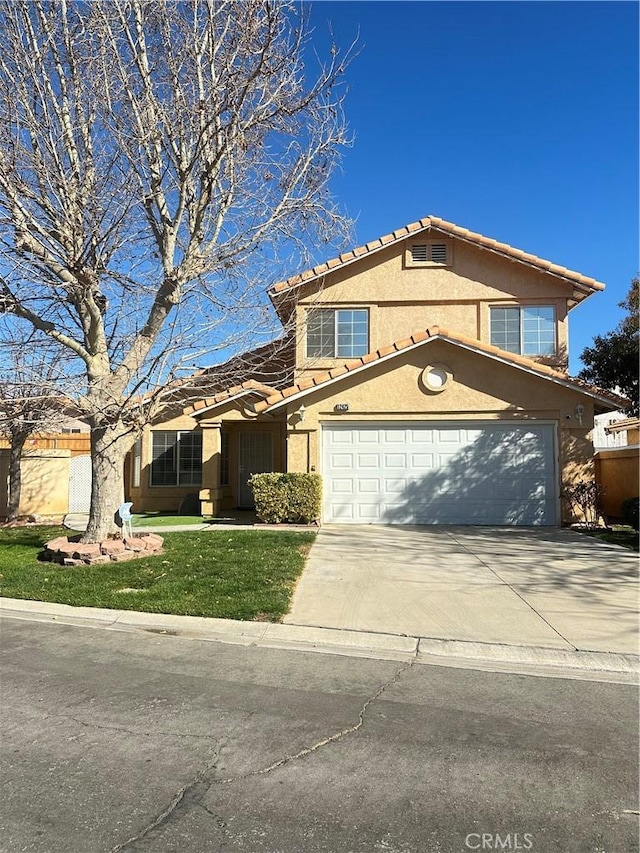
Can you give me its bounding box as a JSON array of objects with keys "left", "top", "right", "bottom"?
[{"left": 322, "top": 423, "right": 557, "bottom": 526}]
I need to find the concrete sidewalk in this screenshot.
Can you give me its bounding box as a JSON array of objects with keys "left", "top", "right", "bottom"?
[
  {"left": 1, "top": 597, "right": 637, "bottom": 683},
  {"left": 284, "top": 525, "right": 639, "bottom": 655}
]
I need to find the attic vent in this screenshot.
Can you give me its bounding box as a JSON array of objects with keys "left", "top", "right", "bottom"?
[{"left": 410, "top": 243, "right": 449, "bottom": 264}]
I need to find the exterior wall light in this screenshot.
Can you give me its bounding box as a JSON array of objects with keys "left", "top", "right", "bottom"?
[{"left": 575, "top": 403, "right": 585, "bottom": 425}]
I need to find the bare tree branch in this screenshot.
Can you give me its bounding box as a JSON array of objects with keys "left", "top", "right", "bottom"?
[{"left": 0, "top": 0, "right": 356, "bottom": 539}]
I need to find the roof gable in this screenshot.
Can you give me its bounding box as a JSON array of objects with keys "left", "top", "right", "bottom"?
[
  {"left": 269, "top": 216, "right": 604, "bottom": 315},
  {"left": 252, "top": 326, "right": 625, "bottom": 414}
]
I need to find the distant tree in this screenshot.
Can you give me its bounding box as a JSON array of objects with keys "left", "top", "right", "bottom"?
[
  {"left": 0, "top": 1, "right": 354, "bottom": 541},
  {"left": 0, "top": 333, "right": 67, "bottom": 521},
  {"left": 579, "top": 278, "right": 639, "bottom": 417}
]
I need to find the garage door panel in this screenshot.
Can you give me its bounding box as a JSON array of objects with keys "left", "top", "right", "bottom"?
[
  {"left": 384, "top": 478, "right": 407, "bottom": 493},
  {"left": 409, "top": 429, "right": 434, "bottom": 443},
  {"left": 384, "top": 430, "right": 407, "bottom": 443},
  {"left": 410, "top": 453, "right": 435, "bottom": 469},
  {"left": 331, "top": 479, "right": 354, "bottom": 495},
  {"left": 357, "top": 430, "right": 380, "bottom": 443},
  {"left": 358, "top": 479, "right": 380, "bottom": 494},
  {"left": 384, "top": 453, "right": 407, "bottom": 468},
  {"left": 323, "top": 422, "right": 557, "bottom": 526}
]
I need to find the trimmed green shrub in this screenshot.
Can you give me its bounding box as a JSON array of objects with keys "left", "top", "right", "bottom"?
[
  {"left": 249, "top": 473, "right": 322, "bottom": 524},
  {"left": 620, "top": 497, "right": 639, "bottom": 531}
]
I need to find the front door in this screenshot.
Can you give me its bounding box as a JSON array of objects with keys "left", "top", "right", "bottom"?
[{"left": 238, "top": 432, "right": 273, "bottom": 508}]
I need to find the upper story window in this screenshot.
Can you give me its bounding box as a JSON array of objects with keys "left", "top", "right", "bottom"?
[
  {"left": 150, "top": 430, "right": 202, "bottom": 487},
  {"left": 406, "top": 241, "right": 451, "bottom": 266},
  {"left": 490, "top": 306, "right": 556, "bottom": 356},
  {"left": 306, "top": 308, "right": 369, "bottom": 358}
]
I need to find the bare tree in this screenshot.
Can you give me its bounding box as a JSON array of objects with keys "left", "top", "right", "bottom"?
[
  {"left": 0, "top": 329, "right": 71, "bottom": 521},
  {"left": 0, "top": 0, "right": 354, "bottom": 541}
]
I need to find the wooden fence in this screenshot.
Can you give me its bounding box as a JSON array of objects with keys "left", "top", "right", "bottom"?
[
  {"left": 594, "top": 445, "right": 639, "bottom": 520},
  {"left": 0, "top": 433, "right": 90, "bottom": 457}
]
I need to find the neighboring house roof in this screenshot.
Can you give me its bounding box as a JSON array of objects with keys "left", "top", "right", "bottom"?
[
  {"left": 269, "top": 215, "right": 604, "bottom": 312},
  {"left": 252, "top": 326, "right": 626, "bottom": 414},
  {"left": 184, "top": 381, "right": 277, "bottom": 417}
]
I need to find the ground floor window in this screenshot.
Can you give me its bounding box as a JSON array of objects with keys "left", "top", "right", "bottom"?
[{"left": 150, "top": 430, "right": 203, "bottom": 486}]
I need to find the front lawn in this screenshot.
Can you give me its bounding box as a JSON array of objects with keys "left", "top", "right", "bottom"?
[
  {"left": 0, "top": 526, "right": 315, "bottom": 621},
  {"left": 578, "top": 525, "right": 639, "bottom": 552},
  {"left": 132, "top": 513, "right": 206, "bottom": 527}
]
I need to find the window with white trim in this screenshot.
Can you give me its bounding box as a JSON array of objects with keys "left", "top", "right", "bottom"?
[
  {"left": 150, "top": 430, "right": 203, "bottom": 486},
  {"left": 306, "top": 308, "right": 369, "bottom": 358},
  {"left": 490, "top": 306, "right": 556, "bottom": 356}
]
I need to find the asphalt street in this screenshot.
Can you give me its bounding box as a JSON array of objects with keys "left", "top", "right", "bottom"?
[{"left": 1, "top": 618, "right": 638, "bottom": 853}]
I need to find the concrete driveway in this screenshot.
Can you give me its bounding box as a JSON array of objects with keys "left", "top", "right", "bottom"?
[{"left": 284, "top": 526, "right": 639, "bottom": 655}]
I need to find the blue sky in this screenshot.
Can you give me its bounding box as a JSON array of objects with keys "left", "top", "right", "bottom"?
[{"left": 306, "top": 1, "right": 639, "bottom": 374}]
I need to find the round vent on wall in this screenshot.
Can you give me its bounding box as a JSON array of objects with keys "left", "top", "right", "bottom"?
[{"left": 421, "top": 363, "right": 453, "bottom": 394}]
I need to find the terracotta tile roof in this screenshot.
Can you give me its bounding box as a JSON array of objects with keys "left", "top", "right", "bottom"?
[
  {"left": 269, "top": 215, "right": 604, "bottom": 303},
  {"left": 184, "top": 381, "right": 277, "bottom": 416},
  {"left": 252, "top": 326, "right": 626, "bottom": 413}
]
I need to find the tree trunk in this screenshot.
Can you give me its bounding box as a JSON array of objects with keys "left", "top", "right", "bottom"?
[
  {"left": 82, "top": 423, "right": 131, "bottom": 543},
  {"left": 7, "top": 435, "right": 27, "bottom": 521}
]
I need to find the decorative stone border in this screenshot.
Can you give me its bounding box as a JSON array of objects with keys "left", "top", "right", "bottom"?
[{"left": 43, "top": 534, "right": 164, "bottom": 566}]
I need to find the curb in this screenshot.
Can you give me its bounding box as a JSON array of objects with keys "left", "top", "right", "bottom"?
[{"left": 1, "top": 597, "right": 638, "bottom": 680}]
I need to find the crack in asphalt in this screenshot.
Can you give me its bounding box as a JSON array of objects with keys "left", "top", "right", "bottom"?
[
  {"left": 213, "top": 657, "right": 415, "bottom": 786},
  {"left": 45, "top": 713, "right": 221, "bottom": 741},
  {"left": 109, "top": 760, "right": 221, "bottom": 853},
  {"left": 109, "top": 658, "right": 415, "bottom": 852}
]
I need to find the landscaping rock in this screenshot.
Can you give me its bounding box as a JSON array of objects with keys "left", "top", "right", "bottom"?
[
  {"left": 137, "top": 534, "right": 164, "bottom": 551},
  {"left": 58, "top": 542, "right": 81, "bottom": 557},
  {"left": 45, "top": 536, "right": 69, "bottom": 552},
  {"left": 100, "top": 540, "right": 125, "bottom": 556},
  {"left": 72, "top": 544, "right": 101, "bottom": 560},
  {"left": 111, "top": 551, "right": 135, "bottom": 562},
  {"left": 43, "top": 532, "right": 162, "bottom": 565}
]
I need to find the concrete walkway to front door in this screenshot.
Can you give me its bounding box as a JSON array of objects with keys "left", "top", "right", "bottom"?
[{"left": 284, "top": 526, "right": 639, "bottom": 655}]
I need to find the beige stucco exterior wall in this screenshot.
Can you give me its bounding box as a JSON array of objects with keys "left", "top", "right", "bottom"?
[
  {"left": 127, "top": 413, "right": 204, "bottom": 513},
  {"left": 0, "top": 449, "right": 70, "bottom": 519},
  {"left": 293, "top": 238, "right": 571, "bottom": 377},
  {"left": 198, "top": 417, "right": 285, "bottom": 515},
  {"left": 128, "top": 404, "right": 286, "bottom": 515},
  {"left": 283, "top": 340, "right": 596, "bottom": 523}
]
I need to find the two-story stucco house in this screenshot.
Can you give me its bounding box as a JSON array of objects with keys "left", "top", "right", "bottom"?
[{"left": 126, "top": 215, "right": 624, "bottom": 526}]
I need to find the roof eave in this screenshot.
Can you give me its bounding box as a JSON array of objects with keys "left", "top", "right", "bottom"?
[{"left": 258, "top": 336, "right": 625, "bottom": 415}]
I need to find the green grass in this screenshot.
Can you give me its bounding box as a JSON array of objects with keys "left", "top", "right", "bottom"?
[
  {"left": 0, "top": 526, "right": 316, "bottom": 621},
  {"left": 579, "top": 525, "right": 639, "bottom": 552},
  {"left": 132, "top": 513, "right": 206, "bottom": 527}
]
